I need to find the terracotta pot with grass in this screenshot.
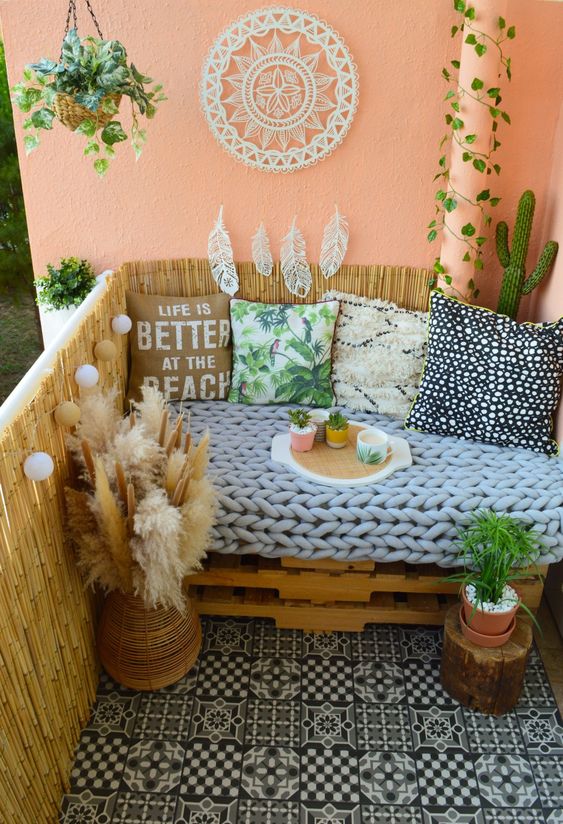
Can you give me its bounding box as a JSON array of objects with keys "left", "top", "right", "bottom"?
[{"left": 444, "top": 509, "right": 544, "bottom": 646}]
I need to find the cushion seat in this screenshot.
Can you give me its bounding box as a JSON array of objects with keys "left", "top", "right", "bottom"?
[{"left": 174, "top": 401, "right": 563, "bottom": 567}]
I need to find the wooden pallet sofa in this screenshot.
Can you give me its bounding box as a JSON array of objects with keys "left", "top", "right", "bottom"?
[{"left": 119, "top": 258, "right": 553, "bottom": 629}]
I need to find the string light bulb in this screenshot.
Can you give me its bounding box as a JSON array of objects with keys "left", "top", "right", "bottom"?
[
  {"left": 74, "top": 364, "right": 99, "bottom": 388},
  {"left": 54, "top": 401, "right": 81, "bottom": 427},
  {"left": 23, "top": 452, "right": 54, "bottom": 481},
  {"left": 111, "top": 314, "right": 132, "bottom": 335},
  {"left": 94, "top": 339, "right": 118, "bottom": 361}
]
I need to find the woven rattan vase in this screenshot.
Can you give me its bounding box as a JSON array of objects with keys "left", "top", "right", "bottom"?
[
  {"left": 97, "top": 590, "right": 201, "bottom": 691},
  {"left": 53, "top": 92, "right": 122, "bottom": 131}
]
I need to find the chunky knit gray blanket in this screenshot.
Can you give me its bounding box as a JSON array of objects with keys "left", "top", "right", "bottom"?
[{"left": 173, "top": 401, "right": 563, "bottom": 567}]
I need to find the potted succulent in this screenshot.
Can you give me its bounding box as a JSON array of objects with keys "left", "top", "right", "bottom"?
[
  {"left": 326, "top": 411, "right": 349, "bottom": 449},
  {"left": 11, "top": 28, "right": 166, "bottom": 175},
  {"left": 288, "top": 409, "right": 317, "bottom": 453},
  {"left": 35, "top": 257, "right": 97, "bottom": 346},
  {"left": 445, "top": 509, "right": 544, "bottom": 646}
]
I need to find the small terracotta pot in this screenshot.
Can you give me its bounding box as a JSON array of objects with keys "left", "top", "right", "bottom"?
[
  {"left": 290, "top": 427, "right": 316, "bottom": 452},
  {"left": 461, "top": 586, "right": 519, "bottom": 636},
  {"left": 459, "top": 607, "right": 516, "bottom": 648},
  {"left": 326, "top": 426, "right": 348, "bottom": 449}
]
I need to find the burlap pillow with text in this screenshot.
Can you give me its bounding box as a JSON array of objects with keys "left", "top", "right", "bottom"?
[{"left": 126, "top": 291, "right": 232, "bottom": 402}]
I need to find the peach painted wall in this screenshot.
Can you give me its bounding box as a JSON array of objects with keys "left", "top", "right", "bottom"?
[{"left": 0, "top": 0, "right": 562, "bottom": 310}]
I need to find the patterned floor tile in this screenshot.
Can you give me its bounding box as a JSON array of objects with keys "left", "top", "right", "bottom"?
[
  {"left": 301, "top": 701, "right": 356, "bottom": 747},
  {"left": 362, "top": 806, "right": 422, "bottom": 824},
  {"left": 302, "top": 802, "right": 362, "bottom": 823},
  {"left": 516, "top": 708, "right": 563, "bottom": 755},
  {"left": 302, "top": 745, "right": 360, "bottom": 802},
  {"left": 464, "top": 709, "right": 525, "bottom": 753},
  {"left": 351, "top": 624, "right": 402, "bottom": 662},
  {"left": 238, "top": 799, "right": 300, "bottom": 823},
  {"left": 252, "top": 621, "right": 302, "bottom": 657},
  {"left": 123, "top": 740, "right": 184, "bottom": 793},
  {"left": 519, "top": 665, "right": 558, "bottom": 708},
  {"left": 189, "top": 697, "right": 245, "bottom": 744},
  {"left": 409, "top": 705, "right": 468, "bottom": 752},
  {"left": 302, "top": 655, "right": 355, "bottom": 702},
  {"left": 423, "top": 811, "right": 484, "bottom": 824},
  {"left": 475, "top": 753, "right": 538, "bottom": 808},
  {"left": 528, "top": 754, "right": 563, "bottom": 808},
  {"left": 400, "top": 627, "right": 442, "bottom": 662},
  {"left": 180, "top": 739, "right": 242, "bottom": 798},
  {"left": 403, "top": 660, "right": 456, "bottom": 707},
  {"left": 483, "top": 811, "right": 547, "bottom": 824},
  {"left": 241, "top": 745, "right": 299, "bottom": 799},
  {"left": 59, "top": 789, "right": 116, "bottom": 824},
  {"left": 197, "top": 651, "right": 251, "bottom": 698},
  {"left": 354, "top": 661, "right": 405, "bottom": 703},
  {"left": 359, "top": 751, "right": 418, "bottom": 805},
  {"left": 245, "top": 699, "right": 300, "bottom": 746},
  {"left": 303, "top": 630, "right": 352, "bottom": 659},
  {"left": 61, "top": 616, "right": 562, "bottom": 824},
  {"left": 203, "top": 618, "right": 254, "bottom": 655},
  {"left": 357, "top": 704, "right": 412, "bottom": 750},
  {"left": 68, "top": 731, "right": 129, "bottom": 793},
  {"left": 111, "top": 792, "right": 178, "bottom": 823},
  {"left": 133, "top": 693, "right": 193, "bottom": 741},
  {"left": 250, "top": 656, "right": 301, "bottom": 699},
  {"left": 175, "top": 796, "right": 238, "bottom": 823},
  {"left": 85, "top": 692, "right": 140, "bottom": 737},
  {"left": 416, "top": 749, "right": 478, "bottom": 807}
]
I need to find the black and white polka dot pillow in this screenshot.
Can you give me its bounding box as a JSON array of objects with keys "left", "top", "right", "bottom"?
[{"left": 404, "top": 292, "right": 563, "bottom": 455}]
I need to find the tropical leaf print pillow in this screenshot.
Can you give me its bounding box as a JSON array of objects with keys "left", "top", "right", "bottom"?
[{"left": 228, "top": 299, "right": 340, "bottom": 406}]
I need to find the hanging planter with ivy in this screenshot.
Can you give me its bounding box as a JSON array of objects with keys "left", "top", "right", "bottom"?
[
  {"left": 11, "top": 0, "right": 166, "bottom": 176},
  {"left": 427, "top": 0, "right": 515, "bottom": 300}
]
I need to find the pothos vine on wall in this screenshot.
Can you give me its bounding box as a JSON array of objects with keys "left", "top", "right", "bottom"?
[{"left": 428, "top": 0, "right": 516, "bottom": 301}]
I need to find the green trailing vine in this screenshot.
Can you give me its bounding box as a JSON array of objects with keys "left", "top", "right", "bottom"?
[{"left": 428, "top": 0, "right": 516, "bottom": 300}]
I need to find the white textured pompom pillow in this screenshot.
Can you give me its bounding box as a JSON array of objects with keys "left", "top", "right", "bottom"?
[{"left": 324, "top": 291, "right": 428, "bottom": 418}]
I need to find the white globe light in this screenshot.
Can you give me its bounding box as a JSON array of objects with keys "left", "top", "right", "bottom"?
[
  {"left": 111, "top": 314, "right": 132, "bottom": 335},
  {"left": 24, "top": 452, "right": 54, "bottom": 481},
  {"left": 74, "top": 364, "right": 99, "bottom": 388}
]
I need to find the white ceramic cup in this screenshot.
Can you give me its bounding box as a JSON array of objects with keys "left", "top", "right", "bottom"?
[{"left": 356, "top": 427, "right": 389, "bottom": 465}]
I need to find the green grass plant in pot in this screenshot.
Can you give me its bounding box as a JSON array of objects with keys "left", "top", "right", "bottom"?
[
  {"left": 11, "top": 28, "right": 166, "bottom": 176},
  {"left": 288, "top": 409, "right": 316, "bottom": 453},
  {"left": 326, "top": 411, "right": 349, "bottom": 449},
  {"left": 445, "top": 509, "right": 544, "bottom": 646}
]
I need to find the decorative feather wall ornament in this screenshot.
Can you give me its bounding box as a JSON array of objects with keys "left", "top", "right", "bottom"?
[
  {"left": 207, "top": 205, "right": 239, "bottom": 295},
  {"left": 320, "top": 205, "right": 349, "bottom": 279},
  {"left": 281, "top": 217, "right": 312, "bottom": 298},
  {"left": 252, "top": 222, "right": 273, "bottom": 277}
]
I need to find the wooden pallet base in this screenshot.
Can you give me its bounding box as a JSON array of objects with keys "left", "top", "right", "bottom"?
[{"left": 188, "top": 554, "right": 546, "bottom": 632}]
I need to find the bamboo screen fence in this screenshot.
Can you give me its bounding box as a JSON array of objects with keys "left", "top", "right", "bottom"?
[{"left": 0, "top": 260, "right": 430, "bottom": 823}]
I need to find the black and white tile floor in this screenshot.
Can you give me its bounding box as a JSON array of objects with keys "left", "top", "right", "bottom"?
[{"left": 60, "top": 617, "right": 563, "bottom": 824}]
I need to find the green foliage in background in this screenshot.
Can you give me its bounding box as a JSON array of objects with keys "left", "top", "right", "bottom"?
[
  {"left": 11, "top": 29, "right": 166, "bottom": 176},
  {"left": 35, "top": 257, "right": 96, "bottom": 310},
  {"left": 0, "top": 42, "right": 33, "bottom": 296}
]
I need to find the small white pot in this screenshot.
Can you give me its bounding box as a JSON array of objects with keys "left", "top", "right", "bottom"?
[{"left": 38, "top": 305, "right": 78, "bottom": 348}]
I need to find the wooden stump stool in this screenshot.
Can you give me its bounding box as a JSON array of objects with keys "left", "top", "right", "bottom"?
[{"left": 440, "top": 604, "right": 532, "bottom": 716}]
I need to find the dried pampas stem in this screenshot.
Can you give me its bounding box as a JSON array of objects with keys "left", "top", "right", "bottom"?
[
  {"left": 81, "top": 439, "right": 96, "bottom": 484},
  {"left": 94, "top": 458, "right": 132, "bottom": 591},
  {"left": 191, "top": 431, "right": 210, "bottom": 481},
  {"left": 129, "top": 411, "right": 137, "bottom": 429},
  {"left": 127, "top": 483, "right": 136, "bottom": 536},
  {"left": 115, "top": 461, "right": 127, "bottom": 505},
  {"left": 158, "top": 409, "right": 169, "bottom": 448}
]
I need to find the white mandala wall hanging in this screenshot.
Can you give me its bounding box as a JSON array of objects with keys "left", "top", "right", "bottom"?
[{"left": 200, "top": 7, "right": 359, "bottom": 173}]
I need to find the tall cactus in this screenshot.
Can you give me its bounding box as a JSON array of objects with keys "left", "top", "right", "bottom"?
[{"left": 496, "top": 190, "right": 559, "bottom": 319}]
